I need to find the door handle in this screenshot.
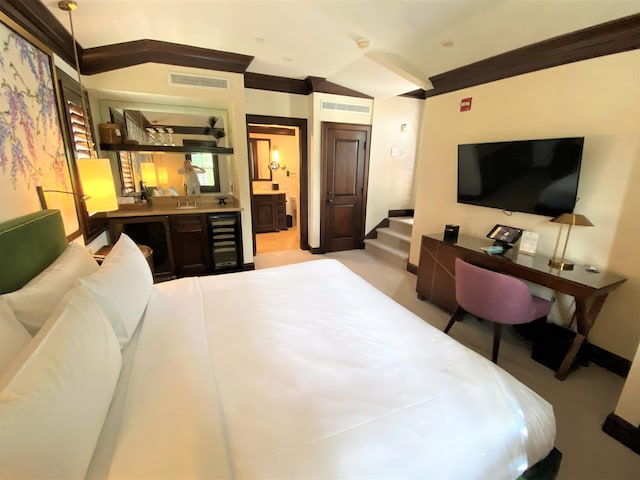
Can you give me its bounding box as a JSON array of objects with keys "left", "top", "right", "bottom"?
[{"left": 327, "top": 191, "right": 333, "bottom": 204}]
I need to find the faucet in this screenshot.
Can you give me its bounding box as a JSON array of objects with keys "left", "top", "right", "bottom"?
[{"left": 184, "top": 184, "right": 189, "bottom": 206}]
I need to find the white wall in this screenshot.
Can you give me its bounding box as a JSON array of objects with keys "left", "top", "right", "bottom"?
[
  {"left": 410, "top": 49, "right": 640, "bottom": 360},
  {"left": 366, "top": 96, "right": 422, "bottom": 233}
]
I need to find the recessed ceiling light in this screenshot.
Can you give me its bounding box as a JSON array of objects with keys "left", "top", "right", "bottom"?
[
  {"left": 254, "top": 37, "right": 266, "bottom": 43},
  {"left": 356, "top": 38, "right": 371, "bottom": 49},
  {"left": 282, "top": 57, "right": 293, "bottom": 62},
  {"left": 441, "top": 38, "right": 454, "bottom": 47}
]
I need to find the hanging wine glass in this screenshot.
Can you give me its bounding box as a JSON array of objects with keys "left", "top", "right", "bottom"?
[
  {"left": 155, "top": 127, "right": 167, "bottom": 146},
  {"left": 166, "top": 128, "right": 175, "bottom": 146},
  {"left": 146, "top": 127, "right": 156, "bottom": 145}
]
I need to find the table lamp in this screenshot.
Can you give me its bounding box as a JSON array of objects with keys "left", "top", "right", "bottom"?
[{"left": 548, "top": 213, "right": 594, "bottom": 270}]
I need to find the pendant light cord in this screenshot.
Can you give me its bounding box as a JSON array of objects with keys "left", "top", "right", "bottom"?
[{"left": 64, "top": 3, "right": 96, "bottom": 159}]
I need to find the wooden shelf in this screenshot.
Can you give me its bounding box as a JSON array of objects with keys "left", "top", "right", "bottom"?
[{"left": 100, "top": 143, "right": 234, "bottom": 154}]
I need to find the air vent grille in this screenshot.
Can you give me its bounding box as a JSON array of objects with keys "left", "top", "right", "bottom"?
[
  {"left": 169, "top": 72, "right": 229, "bottom": 90},
  {"left": 321, "top": 101, "right": 371, "bottom": 114}
]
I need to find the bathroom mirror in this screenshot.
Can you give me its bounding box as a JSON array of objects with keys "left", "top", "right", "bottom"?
[{"left": 250, "top": 138, "right": 272, "bottom": 181}]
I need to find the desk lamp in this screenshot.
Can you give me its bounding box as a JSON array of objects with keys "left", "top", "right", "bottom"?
[{"left": 548, "top": 213, "right": 594, "bottom": 270}]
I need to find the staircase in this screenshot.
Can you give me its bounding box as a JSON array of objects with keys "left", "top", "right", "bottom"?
[{"left": 364, "top": 216, "right": 413, "bottom": 268}]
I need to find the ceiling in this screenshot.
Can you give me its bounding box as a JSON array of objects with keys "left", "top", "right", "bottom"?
[{"left": 43, "top": 1, "right": 640, "bottom": 98}]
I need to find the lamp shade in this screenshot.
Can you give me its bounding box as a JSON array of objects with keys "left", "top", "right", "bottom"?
[
  {"left": 140, "top": 162, "right": 157, "bottom": 186},
  {"left": 550, "top": 213, "right": 594, "bottom": 227},
  {"left": 77, "top": 158, "right": 118, "bottom": 212},
  {"left": 156, "top": 166, "right": 168, "bottom": 185}
]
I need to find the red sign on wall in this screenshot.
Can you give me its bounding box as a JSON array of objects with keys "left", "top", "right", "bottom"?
[{"left": 460, "top": 97, "right": 472, "bottom": 112}]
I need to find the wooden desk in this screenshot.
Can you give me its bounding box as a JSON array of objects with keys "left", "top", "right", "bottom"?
[{"left": 417, "top": 233, "right": 627, "bottom": 380}]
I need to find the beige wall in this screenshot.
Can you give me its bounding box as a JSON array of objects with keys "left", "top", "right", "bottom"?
[
  {"left": 366, "top": 96, "right": 422, "bottom": 233},
  {"left": 410, "top": 50, "right": 640, "bottom": 360}
]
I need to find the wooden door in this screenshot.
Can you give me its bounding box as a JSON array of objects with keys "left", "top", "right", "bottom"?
[{"left": 320, "top": 122, "right": 371, "bottom": 252}]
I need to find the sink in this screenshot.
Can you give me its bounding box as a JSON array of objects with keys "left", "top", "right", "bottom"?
[{"left": 176, "top": 205, "right": 198, "bottom": 209}]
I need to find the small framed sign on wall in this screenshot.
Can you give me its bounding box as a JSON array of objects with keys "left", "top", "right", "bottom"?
[{"left": 0, "top": 12, "right": 80, "bottom": 239}]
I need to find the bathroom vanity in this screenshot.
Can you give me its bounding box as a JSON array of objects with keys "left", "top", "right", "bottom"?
[{"left": 252, "top": 192, "right": 287, "bottom": 233}]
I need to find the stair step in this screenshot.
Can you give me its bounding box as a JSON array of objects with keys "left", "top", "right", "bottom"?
[
  {"left": 377, "top": 227, "right": 410, "bottom": 251},
  {"left": 388, "top": 216, "right": 413, "bottom": 236},
  {"left": 364, "top": 238, "right": 409, "bottom": 267}
]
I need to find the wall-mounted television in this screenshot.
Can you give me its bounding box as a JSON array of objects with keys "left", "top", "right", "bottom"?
[{"left": 457, "top": 137, "right": 584, "bottom": 217}]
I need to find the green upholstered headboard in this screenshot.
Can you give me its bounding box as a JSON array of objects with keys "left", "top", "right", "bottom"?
[{"left": 0, "top": 210, "right": 68, "bottom": 294}]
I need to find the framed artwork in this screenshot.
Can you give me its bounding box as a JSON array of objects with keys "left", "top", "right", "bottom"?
[{"left": 0, "top": 12, "right": 80, "bottom": 239}]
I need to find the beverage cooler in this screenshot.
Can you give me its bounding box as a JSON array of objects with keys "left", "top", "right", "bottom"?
[{"left": 208, "top": 212, "right": 242, "bottom": 272}]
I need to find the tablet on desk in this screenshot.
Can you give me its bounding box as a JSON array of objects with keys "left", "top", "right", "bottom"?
[{"left": 486, "top": 224, "right": 523, "bottom": 247}]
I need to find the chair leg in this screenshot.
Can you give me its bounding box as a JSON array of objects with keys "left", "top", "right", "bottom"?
[
  {"left": 444, "top": 306, "right": 466, "bottom": 334},
  {"left": 492, "top": 323, "right": 502, "bottom": 364}
]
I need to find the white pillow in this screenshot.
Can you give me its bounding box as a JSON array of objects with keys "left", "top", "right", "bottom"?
[
  {"left": 0, "top": 290, "right": 122, "bottom": 480},
  {"left": 0, "top": 299, "right": 30, "bottom": 374},
  {"left": 79, "top": 233, "right": 153, "bottom": 348},
  {"left": 1, "top": 242, "right": 99, "bottom": 334}
]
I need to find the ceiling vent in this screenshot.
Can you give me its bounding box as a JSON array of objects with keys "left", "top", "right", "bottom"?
[
  {"left": 169, "top": 72, "right": 229, "bottom": 90},
  {"left": 320, "top": 101, "right": 371, "bottom": 115}
]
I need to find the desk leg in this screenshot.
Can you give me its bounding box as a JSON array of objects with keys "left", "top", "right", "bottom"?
[{"left": 555, "top": 294, "right": 608, "bottom": 380}]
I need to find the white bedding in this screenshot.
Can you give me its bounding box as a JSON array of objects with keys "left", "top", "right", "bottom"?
[{"left": 88, "top": 259, "right": 555, "bottom": 479}]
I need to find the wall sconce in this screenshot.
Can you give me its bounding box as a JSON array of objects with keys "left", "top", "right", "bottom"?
[
  {"left": 37, "top": 158, "right": 118, "bottom": 213},
  {"left": 269, "top": 147, "right": 286, "bottom": 171},
  {"left": 548, "top": 212, "right": 594, "bottom": 270}
]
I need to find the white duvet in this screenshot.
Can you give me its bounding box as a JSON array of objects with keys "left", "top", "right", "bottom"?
[{"left": 89, "top": 259, "right": 555, "bottom": 479}]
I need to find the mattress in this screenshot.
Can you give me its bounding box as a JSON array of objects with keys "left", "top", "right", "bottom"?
[{"left": 88, "top": 259, "right": 555, "bottom": 479}]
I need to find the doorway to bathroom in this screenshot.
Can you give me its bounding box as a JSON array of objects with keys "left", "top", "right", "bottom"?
[{"left": 246, "top": 115, "right": 308, "bottom": 255}]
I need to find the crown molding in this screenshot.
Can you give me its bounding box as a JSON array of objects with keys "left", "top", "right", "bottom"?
[
  {"left": 305, "top": 76, "right": 372, "bottom": 99},
  {"left": 425, "top": 13, "right": 640, "bottom": 98},
  {"left": 81, "top": 39, "right": 253, "bottom": 75},
  {"left": 244, "top": 72, "right": 309, "bottom": 95},
  {"left": 2, "top": 2, "right": 638, "bottom": 99}
]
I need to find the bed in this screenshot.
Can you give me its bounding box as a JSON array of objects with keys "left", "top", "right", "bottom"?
[{"left": 0, "top": 210, "right": 561, "bottom": 479}]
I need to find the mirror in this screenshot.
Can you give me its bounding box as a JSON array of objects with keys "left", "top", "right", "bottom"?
[
  {"left": 250, "top": 138, "right": 272, "bottom": 181},
  {"left": 99, "top": 102, "right": 232, "bottom": 197}
]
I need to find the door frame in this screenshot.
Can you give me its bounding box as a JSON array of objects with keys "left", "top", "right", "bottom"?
[
  {"left": 246, "top": 114, "right": 309, "bottom": 254},
  {"left": 319, "top": 121, "right": 371, "bottom": 253}
]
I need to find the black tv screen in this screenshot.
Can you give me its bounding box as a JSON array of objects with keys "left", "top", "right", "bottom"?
[{"left": 457, "top": 137, "right": 584, "bottom": 217}]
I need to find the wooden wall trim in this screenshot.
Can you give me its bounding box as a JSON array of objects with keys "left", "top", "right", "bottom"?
[
  {"left": 407, "top": 262, "right": 419, "bottom": 275},
  {"left": 248, "top": 125, "right": 296, "bottom": 136},
  {"left": 81, "top": 39, "right": 254, "bottom": 75},
  {"left": 425, "top": 13, "right": 640, "bottom": 98},
  {"left": 246, "top": 114, "right": 309, "bottom": 256},
  {"left": 305, "top": 76, "right": 372, "bottom": 99},
  {"left": 602, "top": 413, "right": 640, "bottom": 454},
  {"left": 244, "top": 72, "right": 309, "bottom": 94}
]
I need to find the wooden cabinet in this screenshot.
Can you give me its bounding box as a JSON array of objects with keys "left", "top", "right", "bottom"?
[
  {"left": 170, "top": 214, "right": 210, "bottom": 277},
  {"left": 416, "top": 235, "right": 459, "bottom": 313},
  {"left": 108, "top": 216, "right": 176, "bottom": 282},
  {"left": 253, "top": 193, "right": 286, "bottom": 233},
  {"left": 108, "top": 211, "right": 243, "bottom": 280}
]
